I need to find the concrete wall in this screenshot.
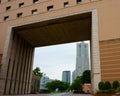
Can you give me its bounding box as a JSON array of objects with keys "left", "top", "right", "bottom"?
[{"left": 0, "top": 0, "right": 120, "bottom": 52}]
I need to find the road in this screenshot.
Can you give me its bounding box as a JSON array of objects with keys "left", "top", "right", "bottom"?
[
  {"left": 4, "top": 93, "right": 92, "bottom": 96},
  {"left": 50, "top": 93, "right": 91, "bottom": 96}
]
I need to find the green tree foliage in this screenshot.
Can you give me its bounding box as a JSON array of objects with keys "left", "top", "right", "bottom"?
[
  {"left": 104, "top": 81, "right": 111, "bottom": 90},
  {"left": 81, "top": 70, "right": 91, "bottom": 84},
  {"left": 70, "top": 76, "right": 82, "bottom": 92},
  {"left": 70, "top": 70, "right": 91, "bottom": 93},
  {"left": 112, "top": 80, "right": 120, "bottom": 89},
  {"left": 46, "top": 80, "right": 69, "bottom": 92},
  {"left": 98, "top": 81, "right": 105, "bottom": 90},
  {"left": 116, "top": 87, "right": 120, "bottom": 93},
  {"left": 31, "top": 67, "right": 43, "bottom": 93},
  {"left": 33, "top": 67, "right": 43, "bottom": 77}
]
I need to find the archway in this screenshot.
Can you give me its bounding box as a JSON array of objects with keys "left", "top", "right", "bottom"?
[{"left": 0, "top": 9, "right": 101, "bottom": 95}]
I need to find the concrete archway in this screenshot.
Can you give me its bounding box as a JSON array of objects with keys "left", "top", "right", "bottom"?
[{"left": 0, "top": 9, "right": 101, "bottom": 95}]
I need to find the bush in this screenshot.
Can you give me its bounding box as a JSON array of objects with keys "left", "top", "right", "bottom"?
[
  {"left": 98, "top": 81, "right": 105, "bottom": 90},
  {"left": 96, "top": 90, "right": 104, "bottom": 94},
  {"left": 116, "top": 87, "right": 120, "bottom": 93},
  {"left": 104, "top": 81, "right": 111, "bottom": 90},
  {"left": 112, "top": 80, "right": 120, "bottom": 90}
]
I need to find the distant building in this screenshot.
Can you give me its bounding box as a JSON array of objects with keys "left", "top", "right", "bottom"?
[
  {"left": 72, "top": 70, "right": 76, "bottom": 82},
  {"left": 76, "top": 42, "right": 90, "bottom": 77},
  {"left": 62, "top": 71, "right": 71, "bottom": 84},
  {"left": 40, "top": 76, "right": 51, "bottom": 90}
]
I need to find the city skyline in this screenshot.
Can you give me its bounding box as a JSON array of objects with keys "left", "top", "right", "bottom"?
[{"left": 33, "top": 41, "right": 90, "bottom": 80}]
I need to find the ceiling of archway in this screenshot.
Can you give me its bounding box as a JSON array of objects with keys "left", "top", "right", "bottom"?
[{"left": 13, "top": 12, "right": 91, "bottom": 47}]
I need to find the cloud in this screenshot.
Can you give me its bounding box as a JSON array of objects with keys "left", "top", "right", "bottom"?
[
  {"left": 33, "top": 43, "right": 76, "bottom": 80},
  {"left": 33, "top": 41, "right": 90, "bottom": 80}
]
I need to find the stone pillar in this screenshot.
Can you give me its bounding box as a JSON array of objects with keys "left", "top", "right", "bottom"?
[
  {"left": 0, "top": 54, "right": 2, "bottom": 63},
  {"left": 14, "top": 36, "right": 25, "bottom": 94},
  {"left": 91, "top": 9, "right": 101, "bottom": 93},
  {"left": 22, "top": 43, "right": 31, "bottom": 94},
  {"left": 0, "top": 54, "right": 2, "bottom": 72},
  {"left": 24, "top": 47, "right": 33, "bottom": 94},
  {"left": 0, "top": 29, "right": 34, "bottom": 95},
  {"left": 18, "top": 39, "right": 27, "bottom": 94},
  {"left": 28, "top": 48, "right": 35, "bottom": 93},
  {"left": 0, "top": 28, "right": 14, "bottom": 95}
]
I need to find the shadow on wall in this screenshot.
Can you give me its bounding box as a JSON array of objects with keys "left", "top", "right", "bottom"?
[
  {"left": 0, "top": 54, "right": 2, "bottom": 72},
  {"left": 0, "top": 64, "right": 1, "bottom": 72}
]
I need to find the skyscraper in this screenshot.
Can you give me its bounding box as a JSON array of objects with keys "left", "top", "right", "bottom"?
[
  {"left": 62, "top": 71, "right": 71, "bottom": 84},
  {"left": 76, "top": 42, "right": 90, "bottom": 77}
]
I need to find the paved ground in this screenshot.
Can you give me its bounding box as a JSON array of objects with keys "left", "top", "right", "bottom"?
[{"left": 3, "top": 93, "right": 92, "bottom": 96}]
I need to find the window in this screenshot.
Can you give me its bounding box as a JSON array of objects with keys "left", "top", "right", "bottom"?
[
  {"left": 19, "top": 2, "right": 24, "bottom": 7},
  {"left": 47, "top": 5, "right": 53, "bottom": 11},
  {"left": 77, "top": 0, "right": 82, "bottom": 4},
  {"left": 17, "top": 13, "right": 23, "bottom": 18},
  {"left": 4, "top": 16, "right": 9, "bottom": 21},
  {"left": 32, "top": 9, "right": 38, "bottom": 15},
  {"left": 8, "top": 0, "right": 11, "bottom": 2},
  {"left": 6, "top": 6, "right": 11, "bottom": 11},
  {"left": 33, "top": 0, "right": 39, "bottom": 4},
  {"left": 64, "top": 2, "right": 69, "bottom": 7}
]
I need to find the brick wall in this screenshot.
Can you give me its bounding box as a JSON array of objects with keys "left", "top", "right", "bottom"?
[{"left": 100, "top": 39, "right": 120, "bottom": 82}]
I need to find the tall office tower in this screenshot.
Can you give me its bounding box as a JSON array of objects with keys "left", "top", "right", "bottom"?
[
  {"left": 62, "top": 71, "right": 71, "bottom": 84},
  {"left": 76, "top": 42, "right": 90, "bottom": 77},
  {"left": 72, "top": 70, "right": 77, "bottom": 83}
]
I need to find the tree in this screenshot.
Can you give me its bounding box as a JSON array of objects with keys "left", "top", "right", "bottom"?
[
  {"left": 81, "top": 70, "right": 91, "bottom": 84},
  {"left": 33, "top": 67, "right": 43, "bottom": 77},
  {"left": 70, "top": 70, "right": 91, "bottom": 93},
  {"left": 70, "top": 76, "right": 82, "bottom": 93},
  {"left": 46, "top": 80, "right": 69, "bottom": 92},
  {"left": 31, "top": 67, "right": 43, "bottom": 93}
]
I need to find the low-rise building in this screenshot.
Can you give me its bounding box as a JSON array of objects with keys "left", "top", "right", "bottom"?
[{"left": 40, "top": 76, "right": 51, "bottom": 91}]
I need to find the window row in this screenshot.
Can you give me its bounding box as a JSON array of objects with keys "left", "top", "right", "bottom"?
[
  {"left": 5, "top": 0, "right": 40, "bottom": 11},
  {"left": 3, "top": 0, "right": 83, "bottom": 21},
  {"left": 5, "top": 0, "right": 82, "bottom": 11},
  {"left": 0, "top": 0, "right": 39, "bottom": 4},
  {"left": 6, "top": 2, "right": 24, "bottom": 11},
  {"left": 4, "top": 7, "right": 50, "bottom": 21}
]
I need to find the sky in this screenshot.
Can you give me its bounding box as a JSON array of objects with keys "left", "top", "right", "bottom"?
[{"left": 33, "top": 41, "right": 90, "bottom": 81}]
